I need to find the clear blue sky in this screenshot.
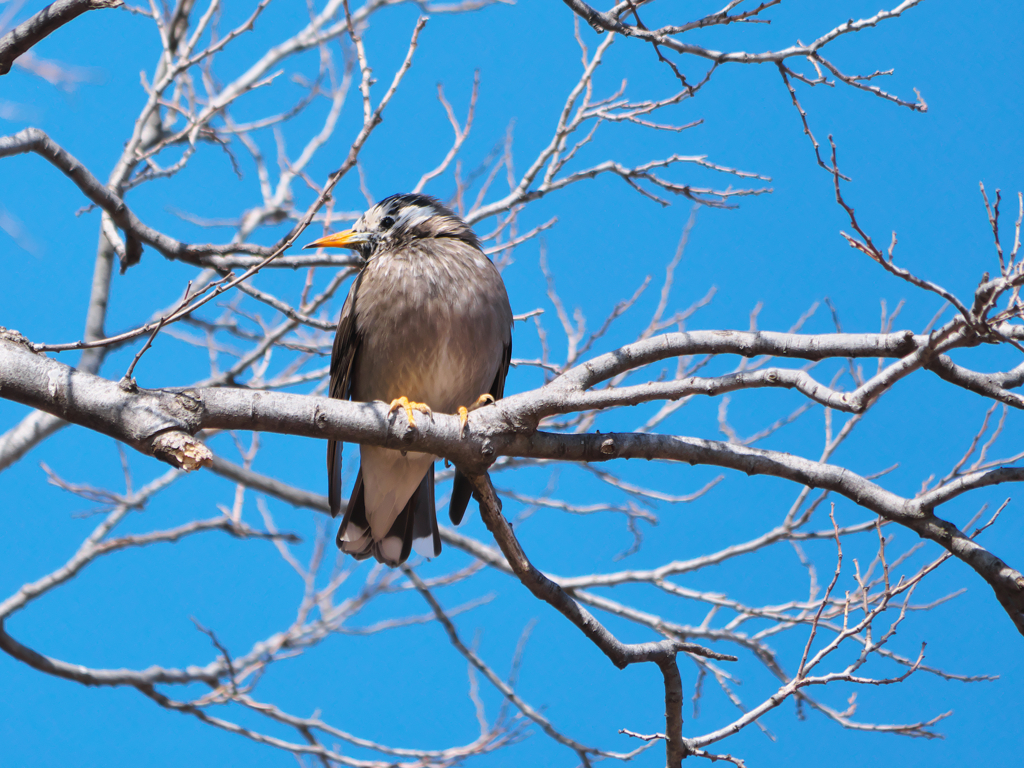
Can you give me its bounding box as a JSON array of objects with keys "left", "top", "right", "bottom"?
[{"left": 2, "top": 1, "right": 1022, "bottom": 766}]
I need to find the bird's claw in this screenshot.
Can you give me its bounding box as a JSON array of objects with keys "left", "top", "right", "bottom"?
[
  {"left": 458, "top": 394, "right": 496, "bottom": 437},
  {"left": 388, "top": 396, "right": 432, "bottom": 427}
]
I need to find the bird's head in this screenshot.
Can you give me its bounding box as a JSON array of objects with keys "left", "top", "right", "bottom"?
[{"left": 303, "top": 193, "right": 480, "bottom": 258}]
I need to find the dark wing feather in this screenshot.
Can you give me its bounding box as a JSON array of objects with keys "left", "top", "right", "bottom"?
[
  {"left": 327, "top": 276, "right": 363, "bottom": 518},
  {"left": 337, "top": 470, "right": 371, "bottom": 557},
  {"left": 411, "top": 465, "right": 442, "bottom": 557},
  {"left": 449, "top": 332, "right": 512, "bottom": 525}
]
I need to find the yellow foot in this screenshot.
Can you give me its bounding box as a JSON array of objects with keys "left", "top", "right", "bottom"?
[
  {"left": 388, "top": 396, "right": 432, "bottom": 427},
  {"left": 458, "top": 394, "right": 496, "bottom": 437}
]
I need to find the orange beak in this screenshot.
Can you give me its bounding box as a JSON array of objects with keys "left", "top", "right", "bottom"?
[{"left": 303, "top": 229, "right": 373, "bottom": 250}]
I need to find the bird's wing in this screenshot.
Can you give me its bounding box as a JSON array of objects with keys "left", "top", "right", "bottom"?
[
  {"left": 490, "top": 330, "right": 513, "bottom": 401},
  {"left": 449, "top": 329, "right": 512, "bottom": 525},
  {"left": 327, "top": 276, "right": 364, "bottom": 518}
]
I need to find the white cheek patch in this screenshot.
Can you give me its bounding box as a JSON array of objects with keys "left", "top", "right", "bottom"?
[{"left": 395, "top": 206, "right": 432, "bottom": 232}]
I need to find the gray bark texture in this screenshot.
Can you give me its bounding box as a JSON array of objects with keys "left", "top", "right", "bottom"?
[{"left": 3, "top": 326, "right": 1023, "bottom": 636}]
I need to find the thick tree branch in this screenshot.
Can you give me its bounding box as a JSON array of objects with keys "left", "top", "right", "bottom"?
[
  {"left": 0, "top": 0, "right": 121, "bottom": 76},
  {"left": 2, "top": 325, "right": 1023, "bottom": 636}
]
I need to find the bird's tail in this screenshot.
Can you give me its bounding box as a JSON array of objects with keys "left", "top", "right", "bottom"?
[{"left": 337, "top": 465, "right": 441, "bottom": 566}]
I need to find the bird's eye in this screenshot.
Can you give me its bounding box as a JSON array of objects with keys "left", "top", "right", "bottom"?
[{"left": 380, "top": 216, "right": 395, "bottom": 230}]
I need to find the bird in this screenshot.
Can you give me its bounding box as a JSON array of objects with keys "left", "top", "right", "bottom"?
[{"left": 303, "top": 194, "right": 513, "bottom": 566}]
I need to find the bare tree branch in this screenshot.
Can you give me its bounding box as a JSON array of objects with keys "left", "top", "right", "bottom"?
[{"left": 0, "top": 0, "right": 122, "bottom": 76}]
